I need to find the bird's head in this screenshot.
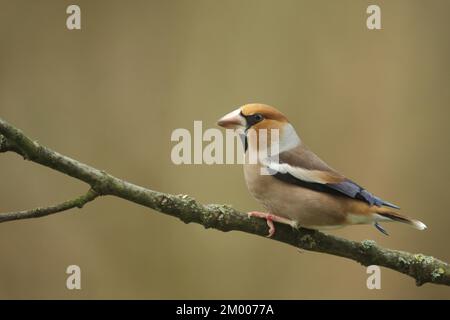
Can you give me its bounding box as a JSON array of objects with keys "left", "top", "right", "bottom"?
[
  {"left": 217, "top": 103, "right": 289, "bottom": 132},
  {"left": 217, "top": 103, "right": 300, "bottom": 154}
]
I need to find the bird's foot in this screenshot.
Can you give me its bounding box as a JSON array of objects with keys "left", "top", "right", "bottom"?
[{"left": 247, "top": 211, "right": 296, "bottom": 237}]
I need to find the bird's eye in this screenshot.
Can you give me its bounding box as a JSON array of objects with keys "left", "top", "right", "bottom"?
[
  {"left": 242, "top": 112, "right": 265, "bottom": 129},
  {"left": 253, "top": 113, "right": 264, "bottom": 122}
]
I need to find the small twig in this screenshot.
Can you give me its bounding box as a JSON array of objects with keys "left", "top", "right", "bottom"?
[
  {"left": 0, "top": 189, "right": 98, "bottom": 223},
  {"left": 0, "top": 117, "right": 449, "bottom": 287}
]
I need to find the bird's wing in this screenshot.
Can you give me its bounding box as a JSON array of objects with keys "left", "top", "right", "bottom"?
[{"left": 263, "top": 145, "right": 399, "bottom": 209}]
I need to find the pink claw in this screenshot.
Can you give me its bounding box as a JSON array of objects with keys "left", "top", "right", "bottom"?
[
  {"left": 248, "top": 211, "right": 286, "bottom": 237},
  {"left": 266, "top": 216, "right": 275, "bottom": 237}
]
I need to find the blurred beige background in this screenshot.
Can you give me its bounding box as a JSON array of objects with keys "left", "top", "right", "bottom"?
[{"left": 0, "top": 0, "right": 449, "bottom": 299}]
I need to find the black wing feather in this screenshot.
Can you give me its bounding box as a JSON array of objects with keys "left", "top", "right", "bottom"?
[{"left": 273, "top": 172, "right": 399, "bottom": 209}]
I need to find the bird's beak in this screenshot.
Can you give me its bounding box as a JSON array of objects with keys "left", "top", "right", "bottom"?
[{"left": 217, "top": 108, "right": 246, "bottom": 129}]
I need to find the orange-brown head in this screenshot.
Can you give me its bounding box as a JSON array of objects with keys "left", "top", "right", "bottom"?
[
  {"left": 217, "top": 103, "right": 289, "bottom": 132},
  {"left": 217, "top": 104, "right": 299, "bottom": 154}
]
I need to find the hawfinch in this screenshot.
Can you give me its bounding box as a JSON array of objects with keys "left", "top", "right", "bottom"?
[{"left": 217, "top": 103, "right": 427, "bottom": 237}]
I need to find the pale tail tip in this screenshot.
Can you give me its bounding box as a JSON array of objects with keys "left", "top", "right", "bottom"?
[{"left": 413, "top": 220, "right": 427, "bottom": 231}]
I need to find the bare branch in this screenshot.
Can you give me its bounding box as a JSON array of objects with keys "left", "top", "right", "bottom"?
[
  {"left": 0, "top": 189, "right": 98, "bottom": 223},
  {"left": 0, "top": 117, "right": 449, "bottom": 287}
]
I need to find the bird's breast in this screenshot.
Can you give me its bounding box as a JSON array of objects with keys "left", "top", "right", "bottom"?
[{"left": 243, "top": 161, "right": 349, "bottom": 227}]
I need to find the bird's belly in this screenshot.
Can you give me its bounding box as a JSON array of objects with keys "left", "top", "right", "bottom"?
[{"left": 244, "top": 164, "right": 348, "bottom": 227}]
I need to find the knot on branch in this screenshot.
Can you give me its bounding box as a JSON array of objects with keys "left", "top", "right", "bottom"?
[
  {"left": 0, "top": 134, "right": 6, "bottom": 151},
  {"left": 202, "top": 204, "right": 239, "bottom": 231},
  {"left": 0, "top": 134, "right": 21, "bottom": 154},
  {"left": 298, "top": 233, "right": 317, "bottom": 250}
]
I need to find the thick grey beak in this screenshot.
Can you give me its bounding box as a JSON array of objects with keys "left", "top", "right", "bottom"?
[{"left": 217, "top": 108, "right": 246, "bottom": 129}]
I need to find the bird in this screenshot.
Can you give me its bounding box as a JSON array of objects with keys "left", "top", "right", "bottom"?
[{"left": 217, "top": 103, "right": 427, "bottom": 237}]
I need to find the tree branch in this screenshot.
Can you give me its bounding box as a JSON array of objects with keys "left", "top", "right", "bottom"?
[
  {"left": 0, "top": 189, "right": 98, "bottom": 223},
  {"left": 0, "top": 117, "right": 449, "bottom": 287}
]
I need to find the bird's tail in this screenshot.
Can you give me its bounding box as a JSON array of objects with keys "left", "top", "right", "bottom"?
[{"left": 375, "top": 207, "right": 427, "bottom": 230}]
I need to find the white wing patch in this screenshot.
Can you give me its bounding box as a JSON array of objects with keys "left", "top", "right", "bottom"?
[{"left": 261, "top": 158, "right": 329, "bottom": 184}]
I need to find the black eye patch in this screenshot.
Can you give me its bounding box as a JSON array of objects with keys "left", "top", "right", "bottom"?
[{"left": 240, "top": 112, "right": 265, "bottom": 129}]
